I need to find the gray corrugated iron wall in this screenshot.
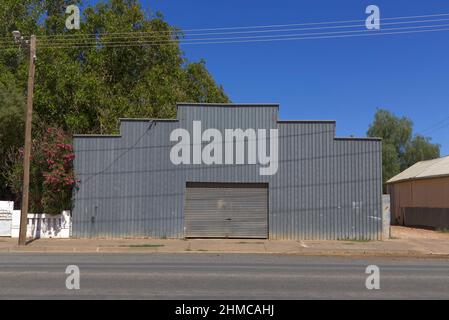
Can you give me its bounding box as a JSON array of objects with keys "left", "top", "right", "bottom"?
[{"left": 73, "top": 104, "right": 382, "bottom": 240}]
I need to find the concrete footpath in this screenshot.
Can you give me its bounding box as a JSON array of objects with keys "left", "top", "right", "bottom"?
[{"left": 1, "top": 226, "right": 448, "bottom": 258}]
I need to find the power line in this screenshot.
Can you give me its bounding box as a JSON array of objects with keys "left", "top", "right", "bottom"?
[
  {"left": 1, "top": 12, "right": 449, "bottom": 50},
  {"left": 1, "top": 11, "right": 449, "bottom": 42},
  {"left": 35, "top": 24, "right": 449, "bottom": 49},
  {"left": 430, "top": 122, "right": 449, "bottom": 133},
  {"left": 34, "top": 12, "right": 449, "bottom": 39},
  {"left": 1, "top": 27, "right": 448, "bottom": 51},
  {"left": 32, "top": 17, "right": 449, "bottom": 45},
  {"left": 0, "top": 13, "right": 449, "bottom": 45},
  {"left": 420, "top": 116, "right": 449, "bottom": 134}
]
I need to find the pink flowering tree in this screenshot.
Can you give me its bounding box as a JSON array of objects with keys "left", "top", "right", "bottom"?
[
  {"left": 40, "top": 128, "right": 77, "bottom": 215},
  {"left": 4, "top": 127, "right": 77, "bottom": 214}
]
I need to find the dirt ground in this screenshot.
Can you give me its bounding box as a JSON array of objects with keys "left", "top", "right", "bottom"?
[
  {"left": 1, "top": 225, "right": 448, "bottom": 256},
  {"left": 391, "top": 225, "right": 449, "bottom": 240}
]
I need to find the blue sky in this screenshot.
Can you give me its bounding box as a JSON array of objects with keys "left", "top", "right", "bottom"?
[{"left": 89, "top": 0, "right": 449, "bottom": 155}]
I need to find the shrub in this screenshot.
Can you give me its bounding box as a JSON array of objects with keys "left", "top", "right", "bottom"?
[{"left": 4, "top": 127, "right": 77, "bottom": 214}]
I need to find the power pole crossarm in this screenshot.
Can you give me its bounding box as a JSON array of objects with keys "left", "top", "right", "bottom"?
[{"left": 18, "top": 35, "right": 36, "bottom": 246}]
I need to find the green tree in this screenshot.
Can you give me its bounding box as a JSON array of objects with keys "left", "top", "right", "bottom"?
[
  {"left": 367, "top": 109, "right": 440, "bottom": 185},
  {"left": 3, "top": 127, "right": 76, "bottom": 214},
  {"left": 0, "top": 72, "right": 25, "bottom": 199},
  {"left": 32, "top": 0, "right": 229, "bottom": 134},
  {"left": 404, "top": 134, "right": 441, "bottom": 167},
  {"left": 0, "top": 0, "right": 230, "bottom": 204}
]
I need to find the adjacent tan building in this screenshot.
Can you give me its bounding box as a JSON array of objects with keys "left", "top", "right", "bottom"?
[{"left": 387, "top": 155, "right": 449, "bottom": 229}]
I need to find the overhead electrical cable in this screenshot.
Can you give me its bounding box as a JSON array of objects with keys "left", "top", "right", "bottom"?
[
  {"left": 420, "top": 116, "right": 449, "bottom": 134},
  {"left": 1, "top": 12, "right": 448, "bottom": 49},
  {"left": 32, "top": 17, "right": 449, "bottom": 45},
  {"left": 34, "top": 11, "right": 449, "bottom": 39},
  {"left": 33, "top": 24, "right": 449, "bottom": 49}
]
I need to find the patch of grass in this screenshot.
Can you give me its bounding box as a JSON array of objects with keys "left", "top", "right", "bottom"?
[
  {"left": 389, "top": 236, "right": 400, "bottom": 240},
  {"left": 338, "top": 238, "right": 372, "bottom": 243},
  {"left": 197, "top": 249, "right": 208, "bottom": 252},
  {"left": 237, "top": 241, "right": 265, "bottom": 244},
  {"left": 119, "top": 244, "right": 165, "bottom": 248},
  {"left": 436, "top": 228, "right": 449, "bottom": 234}
]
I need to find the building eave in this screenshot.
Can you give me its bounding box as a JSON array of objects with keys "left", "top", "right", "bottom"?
[{"left": 386, "top": 173, "right": 449, "bottom": 185}]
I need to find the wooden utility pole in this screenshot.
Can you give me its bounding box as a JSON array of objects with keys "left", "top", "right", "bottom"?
[{"left": 18, "top": 35, "right": 36, "bottom": 246}]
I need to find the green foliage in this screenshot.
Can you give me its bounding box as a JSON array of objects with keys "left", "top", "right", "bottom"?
[
  {"left": 0, "top": 71, "right": 25, "bottom": 199},
  {"left": 0, "top": 0, "right": 229, "bottom": 205},
  {"left": 380, "top": 143, "right": 400, "bottom": 186},
  {"left": 3, "top": 135, "right": 45, "bottom": 213},
  {"left": 404, "top": 135, "right": 441, "bottom": 168},
  {"left": 367, "top": 109, "right": 440, "bottom": 186},
  {"left": 40, "top": 128, "right": 77, "bottom": 214},
  {"left": 4, "top": 127, "right": 76, "bottom": 214},
  {"left": 32, "top": 0, "right": 229, "bottom": 134},
  {"left": 0, "top": 0, "right": 42, "bottom": 37}
]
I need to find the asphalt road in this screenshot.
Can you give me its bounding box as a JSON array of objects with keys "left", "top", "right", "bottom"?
[{"left": 0, "top": 253, "right": 448, "bottom": 299}]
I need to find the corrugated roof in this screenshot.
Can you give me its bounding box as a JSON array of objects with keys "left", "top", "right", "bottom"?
[{"left": 387, "top": 155, "right": 449, "bottom": 184}]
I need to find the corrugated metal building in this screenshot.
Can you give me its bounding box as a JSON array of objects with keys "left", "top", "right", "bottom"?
[
  {"left": 72, "top": 103, "right": 383, "bottom": 240},
  {"left": 387, "top": 155, "right": 449, "bottom": 229}
]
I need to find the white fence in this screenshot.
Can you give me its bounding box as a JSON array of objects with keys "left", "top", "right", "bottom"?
[
  {"left": 0, "top": 201, "right": 71, "bottom": 238},
  {"left": 0, "top": 201, "right": 13, "bottom": 237}
]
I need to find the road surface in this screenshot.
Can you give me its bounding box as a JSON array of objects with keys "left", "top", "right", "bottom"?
[{"left": 0, "top": 253, "right": 448, "bottom": 299}]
